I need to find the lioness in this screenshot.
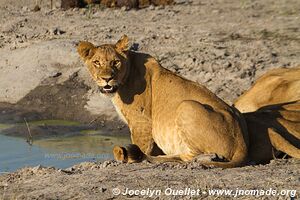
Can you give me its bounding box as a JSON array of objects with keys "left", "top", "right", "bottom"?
[
  {"left": 233, "top": 67, "right": 300, "bottom": 163},
  {"left": 78, "top": 35, "right": 249, "bottom": 168}
]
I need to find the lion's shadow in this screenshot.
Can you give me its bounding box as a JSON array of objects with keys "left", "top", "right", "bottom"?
[
  {"left": 243, "top": 101, "right": 300, "bottom": 163},
  {"left": 118, "top": 51, "right": 152, "bottom": 104}
]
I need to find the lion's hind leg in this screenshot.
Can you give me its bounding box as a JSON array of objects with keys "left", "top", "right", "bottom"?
[
  {"left": 113, "top": 100, "right": 249, "bottom": 168},
  {"left": 174, "top": 100, "right": 248, "bottom": 168}
]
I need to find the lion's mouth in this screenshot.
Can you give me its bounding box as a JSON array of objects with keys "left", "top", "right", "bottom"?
[{"left": 99, "top": 85, "right": 118, "bottom": 94}]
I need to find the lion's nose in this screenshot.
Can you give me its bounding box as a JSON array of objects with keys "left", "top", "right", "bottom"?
[{"left": 102, "top": 76, "right": 113, "bottom": 83}]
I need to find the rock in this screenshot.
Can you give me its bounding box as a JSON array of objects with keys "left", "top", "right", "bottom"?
[
  {"left": 33, "top": 5, "right": 41, "bottom": 12},
  {"left": 148, "top": 4, "right": 155, "bottom": 10},
  {"left": 271, "top": 52, "right": 278, "bottom": 57},
  {"left": 21, "top": 6, "right": 30, "bottom": 12},
  {"left": 58, "top": 169, "right": 74, "bottom": 174},
  {"left": 50, "top": 72, "right": 62, "bottom": 78},
  {"left": 32, "top": 165, "right": 44, "bottom": 173},
  {"left": 185, "top": 57, "right": 195, "bottom": 66},
  {"left": 101, "top": 160, "right": 111, "bottom": 168},
  {"left": 52, "top": 28, "right": 66, "bottom": 35},
  {"left": 213, "top": 49, "right": 227, "bottom": 58}
]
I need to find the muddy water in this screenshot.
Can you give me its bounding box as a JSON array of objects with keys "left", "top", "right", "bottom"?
[{"left": 0, "top": 120, "right": 130, "bottom": 172}]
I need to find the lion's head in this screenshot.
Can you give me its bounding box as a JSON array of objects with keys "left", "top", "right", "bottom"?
[{"left": 77, "top": 35, "right": 129, "bottom": 96}]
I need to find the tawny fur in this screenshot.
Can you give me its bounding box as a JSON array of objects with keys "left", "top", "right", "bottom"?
[
  {"left": 234, "top": 67, "right": 300, "bottom": 113},
  {"left": 77, "top": 35, "right": 300, "bottom": 168}
]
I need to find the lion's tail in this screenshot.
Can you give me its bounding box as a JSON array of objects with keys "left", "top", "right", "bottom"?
[{"left": 123, "top": 144, "right": 247, "bottom": 168}]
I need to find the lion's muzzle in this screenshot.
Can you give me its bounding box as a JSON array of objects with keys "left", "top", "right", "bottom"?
[{"left": 99, "top": 85, "right": 119, "bottom": 94}]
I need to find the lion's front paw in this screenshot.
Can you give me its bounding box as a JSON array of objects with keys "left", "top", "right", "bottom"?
[{"left": 113, "top": 146, "right": 128, "bottom": 163}]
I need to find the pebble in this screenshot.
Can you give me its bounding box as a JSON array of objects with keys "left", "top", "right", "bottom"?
[
  {"left": 50, "top": 71, "right": 62, "bottom": 78},
  {"left": 99, "top": 187, "right": 107, "bottom": 193},
  {"left": 32, "top": 165, "right": 44, "bottom": 173},
  {"left": 101, "top": 160, "right": 111, "bottom": 168},
  {"left": 21, "top": 6, "right": 30, "bottom": 12},
  {"left": 33, "top": 5, "right": 41, "bottom": 12},
  {"left": 149, "top": 5, "right": 155, "bottom": 10},
  {"left": 52, "top": 28, "right": 66, "bottom": 35}
]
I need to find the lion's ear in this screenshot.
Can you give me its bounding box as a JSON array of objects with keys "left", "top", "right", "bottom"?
[
  {"left": 115, "top": 35, "right": 129, "bottom": 53},
  {"left": 77, "top": 41, "right": 96, "bottom": 62}
]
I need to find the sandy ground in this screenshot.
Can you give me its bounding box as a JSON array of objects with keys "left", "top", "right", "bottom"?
[
  {"left": 0, "top": 159, "right": 299, "bottom": 200},
  {"left": 0, "top": 0, "right": 300, "bottom": 199}
]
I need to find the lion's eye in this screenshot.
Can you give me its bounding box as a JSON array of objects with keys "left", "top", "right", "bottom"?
[{"left": 93, "top": 60, "right": 100, "bottom": 67}]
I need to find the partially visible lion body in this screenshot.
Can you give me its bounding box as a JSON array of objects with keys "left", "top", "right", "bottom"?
[
  {"left": 244, "top": 101, "right": 300, "bottom": 163},
  {"left": 78, "top": 35, "right": 300, "bottom": 168},
  {"left": 233, "top": 66, "right": 300, "bottom": 164},
  {"left": 234, "top": 67, "right": 300, "bottom": 113}
]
